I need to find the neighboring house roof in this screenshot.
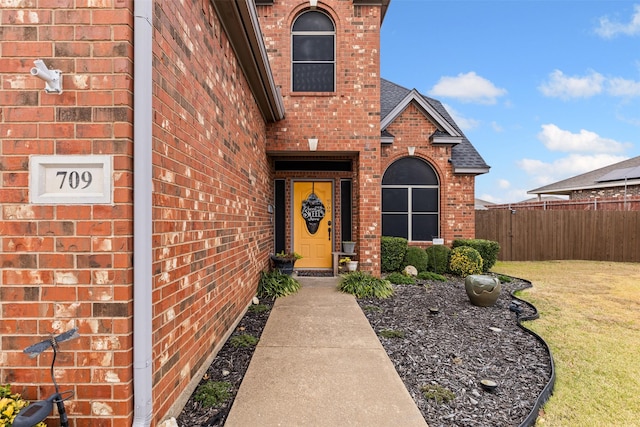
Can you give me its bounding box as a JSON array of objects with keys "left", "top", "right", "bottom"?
[
  {"left": 475, "top": 198, "right": 495, "bottom": 210},
  {"left": 380, "top": 78, "right": 490, "bottom": 175},
  {"left": 529, "top": 156, "right": 640, "bottom": 196}
]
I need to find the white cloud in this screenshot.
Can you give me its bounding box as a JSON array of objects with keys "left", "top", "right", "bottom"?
[
  {"left": 539, "top": 69, "right": 604, "bottom": 99},
  {"left": 479, "top": 188, "right": 530, "bottom": 205},
  {"left": 607, "top": 77, "right": 640, "bottom": 97},
  {"left": 517, "top": 154, "right": 630, "bottom": 186},
  {"left": 429, "top": 72, "right": 507, "bottom": 104},
  {"left": 538, "top": 124, "right": 631, "bottom": 153},
  {"left": 442, "top": 104, "right": 479, "bottom": 130},
  {"left": 595, "top": 4, "right": 640, "bottom": 38},
  {"left": 491, "top": 121, "right": 504, "bottom": 132},
  {"left": 497, "top": 179, "right": 510, "bottom": 189}
]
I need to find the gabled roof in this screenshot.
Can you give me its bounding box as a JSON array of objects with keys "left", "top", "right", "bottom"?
[
  {"left": 529, "top": 156, "right": 640, "bottom": 196},
  {"left": 380, "top": 79, "right": 490, "bottom": 175}
]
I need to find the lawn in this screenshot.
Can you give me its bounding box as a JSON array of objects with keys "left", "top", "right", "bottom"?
[{"left": 493, "top": 261, "right": 640, "bottom": 427}]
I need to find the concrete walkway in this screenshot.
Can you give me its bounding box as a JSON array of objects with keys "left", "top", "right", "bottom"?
[{"left": 225, "top": 276, "right": 428, "bottom": 426}]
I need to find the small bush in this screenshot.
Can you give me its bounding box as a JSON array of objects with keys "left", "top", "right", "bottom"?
[
  {"left": 452, "top": 239, "right": 500, "bottom": 272},
  {"left": 420, "top": 383, "right": 455, "bottom": 404},
  {"left": 338, "top": 271, "right": 394, "bottom": 299},
  {"left": 381, "top": 236, "right": 408, "bottom": 272},
  {"left": 417, "top": 271, "right": 446, "bottom": 282},
  {"left": 403, "top": 247, "right": 429, "bottom": 273},
  {"left": 229, "top": 334, "right": 259, "bottom": 348},
  {"left": 0, "top": 384, "right": 46, "bottom": 427},
  {"left": 194, "top": 381, "right": 232, "bottom": 408},
  {"left": 498, "top": 274, "right": 512, "bottom": 283},
  {"left": 258, "top": 270, "right": 301, "bottom": 298},
  {"left": 425, "top": 245, "right": 450, "bottom": 274},
  {"left": 386, "top": 272, "right": 415, "bottom": 285},
  {"left": 247, "top": 304, "right": 270, "bottom": 314},
  {"left": 378, "top": 329, "right": 405, "bottom": 338},
  {"left": 449, "top": 246, "right": 483, "bottom": 277}
]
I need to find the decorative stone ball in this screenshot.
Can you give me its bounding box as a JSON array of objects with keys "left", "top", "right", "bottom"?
[
  {"left": 403, "top": 265, "right": 418, "bottom": 277},
  {"left": 464, "top": 274, "right": 501, "bottom": 307}
]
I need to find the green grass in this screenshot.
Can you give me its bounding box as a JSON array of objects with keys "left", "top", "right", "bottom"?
[
  {"left": 378, "top": 329, "right": 405, "bottom": 339},
  {"left": 194, "top": 381, "right": 232, "bottom": 407},
  {"left": 493, "top": 261, "right": 640, "bottom": 426}
]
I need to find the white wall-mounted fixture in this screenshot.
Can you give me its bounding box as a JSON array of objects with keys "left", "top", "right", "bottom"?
[
  {"left": 308, "top": 138, "right": 318, "bottom": 151},
  {"left": 31, "top": 60, "right": 62, "bottom": 94},
  {"left": 310, "top": 0, "right": 318, "bottom": 8},
  {"left": 408, "top": 146, "right": 416, "bottom": 156}
]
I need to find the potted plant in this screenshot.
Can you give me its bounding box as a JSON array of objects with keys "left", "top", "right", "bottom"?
[
  {"left": 271, "top": 251, "right": 302, "bottom": 275},
  {"left": 339, "top": 257, "right": 358, "bottom": 272},
  {"left": 342, "top": 241, "right": 355, "bottom": 254}
]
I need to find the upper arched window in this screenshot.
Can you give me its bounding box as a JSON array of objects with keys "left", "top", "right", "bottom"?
[
  {"left": 291, "top": 11, "right": 335, "bottom": 92},
  {"left": 382, "top": 157, "right": 440, "bottom": 242}
]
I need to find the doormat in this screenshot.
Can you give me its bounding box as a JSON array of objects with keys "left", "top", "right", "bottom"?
[{"left": 296, "top": 270, "right": 334, "bottom": 277}]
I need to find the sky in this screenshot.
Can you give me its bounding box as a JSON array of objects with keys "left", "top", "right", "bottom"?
[{"left": 380, "top": 0, "right": 640, "bottom": 204}]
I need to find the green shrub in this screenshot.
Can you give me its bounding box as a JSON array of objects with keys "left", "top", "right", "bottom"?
[
  {"left": 417, "top": 271, "right": 446, "bottom": 282},
  {"left": 338, "top": 271, "right": 394, "bottom": 299},
  {"left": 452, "top": 239, "right": 500, "bottom": 272},
  {"left": 420, "top": 383, "right": 455, "bottom": 404},
  {"left": 448, "top": 246, "right": 483, "bottom": 277},
  {"left": 425, "top": 244, "right": 450, "bottom": 274},
  {"left": 378, "top": 329, "right": 405, "bottom": 338},
  {"left": 258, "top": 270, "right": 301, "bottom": 298},
  {"left": 194, "top": 380, "right": 232, "bottom": 407},
  {"left": 381, "top": 236, "right": 408, "bottom": 272},
  {"left": 403, "top": 246, "right": 428, "bottom": 273},
  {"left": 247, "top": 304, "right": 270, "bottom": 313},
  {"left": 498, "top": 274, "right": 512, "bottom": 283},
  {"left": 386, "top": 272, "right": 415, "bottom": 285},
  {"left": 229, "top": 334, "right": 259, "bottom": 348}
]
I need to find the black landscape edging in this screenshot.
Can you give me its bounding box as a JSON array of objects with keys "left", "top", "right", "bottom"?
[{"left": 503, "top": 275, "right": 557, "bottom": 427}]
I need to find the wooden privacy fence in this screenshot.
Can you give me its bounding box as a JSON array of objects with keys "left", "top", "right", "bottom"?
[{"left": 475, "top": 209, "right": 640, "bottom": 262}]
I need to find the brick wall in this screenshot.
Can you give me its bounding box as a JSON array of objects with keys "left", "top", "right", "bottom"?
[
  {"left": 258, "top": 1, "right": 383, "bottom": 273},
  {"left": 381, "top": 104, "right": 476, "bottom": 246},
  {"left": 1, "top": 0, "right": 274, "bottom": 425},
  {"left": 0, "top": 2, "right": 136, "bottom": 426}
]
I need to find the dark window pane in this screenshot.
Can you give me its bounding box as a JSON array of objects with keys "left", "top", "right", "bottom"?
[
  {"left": 292, "top": 63, "right": 334, "bottom": 92},
  {"left": 412, "top": 214, "right": 439, "bottom": 241},
  {"left": 382, "top": 157, "right": 438, "bottom": 185},
  {"left": 382, "top": 188, "right": 408, "bottom": 212},
  {"left": 383, "top": 214, "right": 408, "bottom": 239},
  {"left": 412, "top": 188, "right": 438, "bottom": 212},
  {"left": 293, "top": 11, "right": 334, "bottom": 31},
  {"left": 293, "top": 35, "right": 334, "bottom": 61}
]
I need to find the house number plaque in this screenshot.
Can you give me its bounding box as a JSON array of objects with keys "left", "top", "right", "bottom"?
[
  {"left": 301, "top": 192, "right": 325, "bottom": 234},
  {"left": 30, "top": 155, "right": 112, "bottom": 204}
]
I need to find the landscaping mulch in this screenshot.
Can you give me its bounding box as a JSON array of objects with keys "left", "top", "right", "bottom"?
[{"left": 176, "top": 276, "right": 551, "bottom": 427}]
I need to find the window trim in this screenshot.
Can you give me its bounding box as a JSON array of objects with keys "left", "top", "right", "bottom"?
[{"left": 291, "top": 10, "right": 336, "bottom": 93}]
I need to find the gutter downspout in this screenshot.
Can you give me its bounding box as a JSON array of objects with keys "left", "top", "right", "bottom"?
[{"left": 133, "top": 1, "right": 153, "bottom": 426}]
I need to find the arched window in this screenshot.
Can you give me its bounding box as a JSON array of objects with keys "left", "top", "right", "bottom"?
[
  {"left": 291, "top": 10, "right": 335, "bottom": 92},
  {"left": 382, "top": 157, "right": 440, "bottom": 241}
]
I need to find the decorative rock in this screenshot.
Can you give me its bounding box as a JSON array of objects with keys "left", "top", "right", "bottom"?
[
  {"left": 403, "top": 265, "right": 418, "bottom": 277},
  {"left": 464, "top": 274, "right": 501, "bottom": 307},
  {"left": 158, "top": 418, "right": 178, "bottom": 427},
  {"left": 222, "top": 369, "right": 230, "bottom": 377},
  {"left": 252, "top": 296, "right": 259, "bottom": 305}
]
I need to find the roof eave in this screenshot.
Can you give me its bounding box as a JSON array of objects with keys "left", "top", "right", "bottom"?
[
  {"left": 213, "top": 0, "right": 285, "bottom": 122},
  {"left": 432, "top": 135, "right": 463, "bottom": 145},
  {"left": 454, "top": 166, "right": 490, "bottom": 175}
]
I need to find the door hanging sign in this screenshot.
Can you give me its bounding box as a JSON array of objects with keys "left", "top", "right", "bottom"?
[{"left": 301, "top": 182, "right": 326, "bottom": 234}]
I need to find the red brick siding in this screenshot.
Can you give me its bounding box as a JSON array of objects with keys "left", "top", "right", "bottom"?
[
  {"left": 381, "top": 104, "right": 476, "bottom": 246},
  {"left": 1, "top": 2, "right": 135, "bottom": 426},
  {"left": 258, "top": 2, "right": 383, "bottom": 273}
]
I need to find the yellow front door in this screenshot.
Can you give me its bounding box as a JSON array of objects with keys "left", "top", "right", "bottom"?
[{"left": 293, "top": 181, "right": 333, "bottom": 269}]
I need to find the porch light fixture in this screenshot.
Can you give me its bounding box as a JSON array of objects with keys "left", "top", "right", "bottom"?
[
  {"left": 407, "top": 146, "right": 416, "bottom": 156},
  {"left": 308, "top": 138, "right": 318, "bottom": 151}
]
